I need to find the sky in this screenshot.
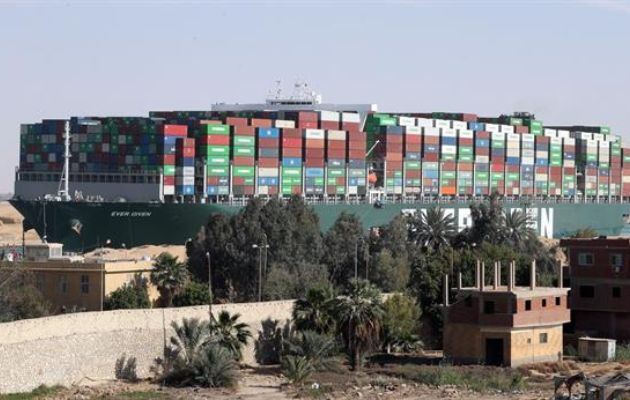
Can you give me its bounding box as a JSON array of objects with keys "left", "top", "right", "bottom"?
[{"left": 0, "top": 0, "right": 629, "bottom": 193}]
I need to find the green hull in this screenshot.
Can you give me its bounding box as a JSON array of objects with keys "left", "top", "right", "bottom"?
[{"left": 9, "top": 199, "right": 630, "bottom": 252}]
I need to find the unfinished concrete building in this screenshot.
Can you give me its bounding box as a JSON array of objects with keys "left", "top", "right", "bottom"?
[{"left": 443, "top": 261, "right": 570, "bottom": 367}]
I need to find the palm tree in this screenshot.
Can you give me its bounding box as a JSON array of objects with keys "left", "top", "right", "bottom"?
[
  {"left": 151, "top": 252, "right": 189, "bottom": 307},
  {"left": 210, "top": 310, "right": 252, "bottom": 361},
  {"left": 292, "top": 286, "right": 335, "bottom": 334},
  {"left": 169, "top": 318, "right": 211, "bottom": 365},
  {"left": 332, "top": 279, "right": 385, "bottom": 371},
  {"left": 284, "top": 330, "right": 339, "bottom": 372},
  {"left": 502, "top": 209, "right": 536, "bottom": 250},
  {"left": 409, "top": 207, "right": 456, "bottom": 251}
]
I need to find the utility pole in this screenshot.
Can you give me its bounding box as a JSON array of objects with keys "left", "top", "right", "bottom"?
[{"left": 253, "top": 241, "right": 269, "bottom": 302}]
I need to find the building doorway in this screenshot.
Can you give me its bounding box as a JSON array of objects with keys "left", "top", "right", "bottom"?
[{"left": 485, "top": 338, "right": 504, "bottom": 366}]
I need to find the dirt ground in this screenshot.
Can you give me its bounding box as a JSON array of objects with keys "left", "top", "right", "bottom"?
[{"left": 12, "top": 360, "right": 630, "bottom": 400}]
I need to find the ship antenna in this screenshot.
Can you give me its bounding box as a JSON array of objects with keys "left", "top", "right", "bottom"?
[{"left": 57, "top": 120, "right": 71, "bottom": 201}]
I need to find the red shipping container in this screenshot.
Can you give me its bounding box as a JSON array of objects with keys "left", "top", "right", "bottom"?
[
  {"left": 514, "top": 126, "right": 529, "bottom": 134},
  {"left": 491, "top": 163, "right": 504, "bottom": 172},
  {"left": 297, "top": 111, "right": 317, "bottom": 121},
  {"left": 320, "top": 121, "right": 340, "bottom": 130},
  {"left": 306, "top": 149, "right": 325, "bottom": 158},
  {"left": 203, "top": 135, "right": 230, "bottom": 145},
  {"left": 476, "top": 131, "right": 490, "bottom": 139},
  {"left": 162, "top": 155, "right": 176, "bottom": 164},
  {"left": 342, "top": 122, "right": 360, "bottom": 132},
  {"left": 423, "top": 153, "right": 439, "bottom": 162},
  {"left": 442, "top": 161, "right": 457, "bottom": 170},
  {"left": 476, "top": 148, "right": 490, "bottom": 155},
  {"left": 281, "top": 128, "right": 302, "bottom": 139},
  {"left": 163, "top": 176, "right": 175, "bottom": 185},
  {"left": 385, "top": 143, "right": 403, "bottom": 152},
  {"left": 336, "top": 177, "right": 345, "bottom": 185},
  {"left": 282, "top": 148, "right": 302, "bottom": 158},
  {"left": 233, "top": 177, "right": 246, "bottom": 185},
  {"left": 424, "top": 136, "right": 440, "bottom": 145},
  {"left": 200, "top": 120, "right": 222, "bottom": 126},
  {"left": 348, "top": 141, "right": 365, "bottom": 150},
  {"left": 385, "top": 154, "right": 403, "bottom": 162},
  {"left": 305, "top": 159, "right": 325, "bottom": 167},
  {"left": 458, "top": 163, "right": 474, "bottom": 172},
  {"left": 405, "top": 145, "right": 422, "bottom": 152},
  {"left": 258, "top": 138, "right": 279, "bottom": 148},
  {"left": 405, "top": 135, "right": 422, "bottom": 144},
  {"left": 267, "top": 186, "right": 278, "bottom": 195},
  {"left": 233, "top": 156, "right": 255, "bottom": 166},
  {"left": 234, "top": 125, "right": 255, "bottom": 136},
  {"left": 159, "top": 124, "right": 188, "bottom": 136},
  {"left": 305, "top": 139, "right": 325, "bottom": 148},
  {"left": 327, "top": 149, "right": 346, "bottom": 159},
  {"left": 506, "top": 165, "right": 520, "bottom": 173},
  {"left": 347, "top": 131, "right": 365, "bottom": 141},
  {"left": 258, "top": 158, "right": 279, "bottom": 167},
  {"left": 326, "top": 185, "right": 337, "bottom": 194},
  {"left": 282, "top": 138, "right": 302, "bottom": 148},
  {"left": 226, "top": 117, "right": 248, "bottom": 127},
  {"left": 298, "top": 121, "right": 318, "bottom": 129},
  {"left": 405, "top": 170, "right": 421, "bottom": 178},
  {"left": 177, "top": 148, "right": 195, "bottom": 158},
  {"left": 459, "top": 138, "right": 474, "bottom": 146},
  {"left": 250, "top": 118, "right": 272, "bottom": 128},
  {"left": 327, "top": 141, "right": 346, "bottom": 150},
  {"left": 549, "top": 167, "right": 562, "bottom": 177},
  {"left": 384, "top": 135, "right": 403, "bottom": 144},
  {"left": 348, "top": 149, "right": 364, "bottom": 158}
]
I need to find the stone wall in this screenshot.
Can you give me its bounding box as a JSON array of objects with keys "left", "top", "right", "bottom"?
[{"left": 0, "top": 300, "right": 294, "bottom": 394}]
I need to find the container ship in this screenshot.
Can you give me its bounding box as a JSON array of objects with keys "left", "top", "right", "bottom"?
[{"left": 10, "top": 85, "right": 630, "bottom": 252}]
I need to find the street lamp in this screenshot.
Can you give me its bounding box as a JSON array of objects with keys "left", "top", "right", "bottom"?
[
  {"left": 252, "top": 241, "right": 269, "bottom": 302},
  {"left": 206, "top": 251, "right": 212, "bottom": 320}
]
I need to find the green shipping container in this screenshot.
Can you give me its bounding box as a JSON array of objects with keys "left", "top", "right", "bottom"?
[
  {"left": 202, "top": 124, "right": 230, "bottom": 135},
  {"left": 233, "top": 146, "right": 255, "bottom": 156},
  {"left": 233, "top": 136, "right": 255, "bottom": 146},
  {"left": 404, "top": 161, "right": 421, "bottom": 169},
  {"left": 206, "top": 146, "right": 230, "bottom": 156},
  {"left": 163, "top": 165, "right": 176, "bottom": 176},
  {"left": 207, "top": 166, "right": 229, "bottom": 176},
  {"left": 328, "top": 168, "right": 345, "bottom": 177},
  {"left": 282, "top": 168, "right": 301, "bottom": 177},
  {"left": 459, "top": 147, "right": 473, "bottom": 155},
  {"left": 207, "top": 156, "right": 229, "bottom": 165},
  {"left": 233, "top": 166, "right": 255, "bottom": 177}
]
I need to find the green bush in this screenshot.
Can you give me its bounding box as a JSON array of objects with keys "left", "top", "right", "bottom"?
[
  {"left": 281, "top": 355, "right": 314, "bottom": 385},
  {"left": 104, "top": 275, "right": 150, "bottom": 310},
  {"left": 172, "top": 281, "right": 211, "bottom": 307},
  {"left": 382, "top": 294, "right": 423, "bottom": 353},
  {"left": 616, "top": 343, "right": 630, "bottom": 362},
  {"left": 191, "top": 344, "right": 239, "bottom": 388},
  {"left": 283, "top": 330, "right": 340, "bottom": 372}
]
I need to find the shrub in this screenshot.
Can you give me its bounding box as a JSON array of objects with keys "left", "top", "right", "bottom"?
[
  {"left": 172, "top": 281, "right": 211, "bottom": 307},
  {"left": 616, "top": 343, "right": 630, "bottom": 363},
  {"left": 283, "top": 330, "right": 340, "bottom": 372},
  {"left": 115, "top": 354, "right": 139, "bottom": 382},
  {"left": 191, "top": 344, "right": 239, "bottom": 388},
  {"left": 104, "top": 275, "right": 150, "bottom": 310},
  {"left": 382, "top": 294, "right": 423, "bottom": 353},
  {"left": 281, "top": 355, "right": 314, "bottom": 385},
  {"left": 254, "top": 318, "right": 292, "bottom": 365}
]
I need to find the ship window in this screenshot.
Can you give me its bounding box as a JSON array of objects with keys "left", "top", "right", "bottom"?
[
  {"left": 580, "top": 285, "right": 595, "bottom": 298},
  {"left": 613, "top": 287, "right": 621, "bottom": 298},
  {"left": 122, "top": 176, "right": 128, "bottom": 183},
  {"left": 610, "top": 254, "right": 623, "bottom": 268},
  {"left": 525, "top": 300, "right": 532, "bottom": 311},
  {"left": 578, "top": 253, "right": 594, "bottom": 266},
  {"left": 483, "top": 301, "right": 495, "bottom": 314},
  {"left": 59, "top": 275, "right": 67, "bottom": 294},
  {"left": 80, "top": 275, "right": 89, "bottom": 294},
  {"left": 539, "top": 332, "right": 548, "bottom": 344},
  {"left": 555, "top": 297, "right": 561, "bottom": 306}
]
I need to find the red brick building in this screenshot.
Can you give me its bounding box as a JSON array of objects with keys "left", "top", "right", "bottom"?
[
  {"left": 443, "top": 261, "right": 570, "bottom": 367},
  {"left": 561, "top": 237, "right": 630, "bottom": 341}
]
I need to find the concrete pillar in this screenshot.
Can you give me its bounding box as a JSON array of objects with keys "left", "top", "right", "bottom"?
[
  {"left": 457, "top": 272, "right": 462, "bottom": 290},
  {"left": 508, "top": 261, "right": 514, "bottom": 291},
  {"left": 493, "top": 261, "right": 498, "bottom": 290},
  {"left": 558, "top": 262, "right": 563, "bottom": 288},
  {"left": 475, "top": 259, "right": 481, "bottom": 289},
  {"left": 480, "top": 262, "right": 485, "bottom": 292},
  {"left": 511, "top": 259, "right": 516, "bottom": 288},
  {"left": 497, "top": 261, "right": 502, "bottom": 287},
  {"left": 443, "top": 274, "right": 449, "bottom": 306},
  {"left": 530, "top": 259, "right": 536, "bottom": 291}
]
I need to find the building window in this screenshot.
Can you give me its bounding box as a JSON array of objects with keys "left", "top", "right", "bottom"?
[
  {"left": 578, "top": 253, "right": 594, "bottom": 266},
  {"left": 555, "top": 297, "right": 561, "bottom": 306},
  {"left": 613, "top": 287, "right": 621, "bottom": 298},
  {"left": 483, "top": 301, "right": 495, "bottom": 314},
  {"left": 542, "top": 299, "right": 547, "bottom": 307},
  {"left": 610, "top": 254, "right": 623, "bottom": 269},
  {"left": 59, "top": 275, "right": 67, "bottom": 294},
  {"left": 525, "top": 300, "right": 532, "bottom": 311},
  {"left": 580, "top": 285, "right": 595, "bottom": 298},
  {"left": 527, "top": 338, "right": 531, "bottom": 344},
  {"left": 539, "top": 333, "right": 548, "bottom": 344},
  {"left": 80, "top": 275, "right": 89, "bottom": 294}
]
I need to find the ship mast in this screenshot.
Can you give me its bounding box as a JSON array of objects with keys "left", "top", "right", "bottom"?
[{"left": 57, "top": 120, "right": 71, "bottom": 201}]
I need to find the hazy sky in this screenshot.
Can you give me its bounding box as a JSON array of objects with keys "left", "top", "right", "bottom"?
[{"left": 1, "top": 0, "right": 629, "bottom": 193}]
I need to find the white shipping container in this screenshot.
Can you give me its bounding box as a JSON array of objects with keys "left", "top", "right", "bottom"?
[
  {"left": 441, "top": 128, "right": 457, "bottom": 137},
  {"left": 507, "top": 149, "right": 520, "bottom": 156},
  {"left": 319, "top": 110, "right": 339, "bottom": 122},
  {"left": 599, "top": 140, "right": 610, "bottom": 148},
  {"left": 492, "top": 132, "right": 505, "bottom": 141},
  {"left": 564, "top": 160, "right": 576, "bottom": 168},
  {"left": 405, "top": 126, "right": 422, "bottom": 135},
  {"left": 176, "top": 176, "right": 195, "bottom": 186},
  {"left": 536, "top": 151, "right": 549, "bottom": 158},
  {"left": 521, "top": 134, "right": 535, "bottom": 142},
  {"left": 507, "top": 133, "right": 520, "bottom": 142},
  {"left": 259, "top": 167, "right": 279, "bottom": 177},
  {"left": 623, "top": 176, "right": 630, "bottom": 183},
  {"left": 305, "top": 129, "right": 325, "bottom": 139},
  {"left": 177, "top": 167, "right": 195, "bottom": 177},
  {"left": 441, "top": 145, "right": 457, "bottom": 154},
  {"left": 564, "top": 138, "right": 576, "bottom": 146},
  {"left": 458, "top": 129, "right": 473, "bottom": 138},
  {"left": 475, "top": 155, "right": 490, "bottom": 163},
  {"left": 327, "top": 130, "right": 346, "bottom": 140},
  {"left": 522, "top": 157, "right": 535, "bottom": 165},
  {"left": 500, "top": 125, "right": 515, "bottom": 134},
  {"left": 163, "top": 186, "right": 175, "bottom": 195},
  {"left": 416, "top": 118, "right": 432, "bottom": 128},
  {"left": 507, "top": 142, "right": 520, "bottom": 149},
  {"left": 434, "top": 119, "right": 450, "bottom": 129},
  {"left": 398, "top": 116, "right": 415, "bottom": 126},
  {"left": 274, "top": 120, "right": 295, "bottom": 129},
  {"left": 593, "top": 133, "right": 605, "bottom": 142},
  {"left": 102, "top": 143, "right": 110, "bottom": 152},
  {"left": 451, "top": 121, "right": 467, "bottom": 130},
  {"left": 550, "top": 137, "right": 562, "bottom": 145},
  {"left": 558, "top": 130, "right": 571, "bottom": 138},
  {"left": 118, "top": 135, "right": 126, "bottom": 145},
  {"left": 341, "top": 112, "right": 361, "bottom": 123},
  {"left": 544, "top": 128, "right": 558, "bottom": 136},
  {"left": 423, "top": 127, "right": 440, "bottom": 136},
  {"left": 576, "top": 132, "right": 593, "bottom": 140},
  {"left": 485, "top": 123, "right": 499, "bottom": 133}
]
